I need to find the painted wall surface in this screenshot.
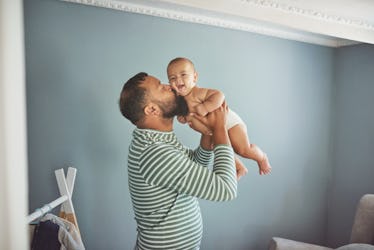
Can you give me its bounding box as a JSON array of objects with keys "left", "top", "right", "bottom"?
[
  {"left": 25, "top": 0, "right": 335, "bottom": 249},
  {"left": 327, "top": 44, "right": 374, "bottom": 248}
]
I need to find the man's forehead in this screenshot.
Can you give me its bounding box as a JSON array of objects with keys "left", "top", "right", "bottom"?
[
  {"left": 147, "top": 75, "right": 158, "bottom": 81},
  {"left": 141, "top": 75, "right": 158, "bottom": 88}
]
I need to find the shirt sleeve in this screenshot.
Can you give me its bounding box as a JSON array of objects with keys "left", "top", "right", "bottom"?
[
  {"left": 194, "top": 146, "right": 213, "bottom": 167},
  {"left": 139, "top": 143, "right": 237, "bottom": 201}
]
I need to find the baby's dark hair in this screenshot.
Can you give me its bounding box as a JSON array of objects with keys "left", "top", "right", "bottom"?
[
  {"left": 119, "top": 72, "right": 148, "bottom": 125},
  {"left": 167, "top": 57, "right": 195, "bottom": 71}
]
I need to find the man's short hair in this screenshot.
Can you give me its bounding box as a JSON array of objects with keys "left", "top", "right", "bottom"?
[{"left": 119, "top": 72, "right": 148, "bottom": 125}]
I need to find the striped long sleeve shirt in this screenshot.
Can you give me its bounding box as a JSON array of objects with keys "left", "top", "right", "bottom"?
[{"left": 128, "top": 128, "right": 237, "bottom": 250}]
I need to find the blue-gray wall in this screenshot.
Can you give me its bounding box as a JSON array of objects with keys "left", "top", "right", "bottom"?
[
  {"left": 327, "top": 44, "right": 374, "bottom": 248},
  {"left": 24, "top": 0, "right": 371, "bottom": 249}
]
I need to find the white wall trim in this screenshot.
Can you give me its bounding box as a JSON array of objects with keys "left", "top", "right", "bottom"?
[
  {"left": 61, "top": 0, "right": 365, "bottom": 47},
  {"left": 0, "top": 0, "right": 28, "bottom": 249}
]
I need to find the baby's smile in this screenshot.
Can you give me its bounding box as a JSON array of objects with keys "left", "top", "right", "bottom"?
[{"left": 176, "top": 83, "right": 187, "bottom": 95}]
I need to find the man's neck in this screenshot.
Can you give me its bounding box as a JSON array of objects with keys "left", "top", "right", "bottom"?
[{"left": 137, "top": 118, "right": 174, "bottom": 132}]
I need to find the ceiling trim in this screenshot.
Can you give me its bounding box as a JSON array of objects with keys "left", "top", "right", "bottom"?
[
  {"left": 61, "top": 0, "right": 364, "bottom": 47},
  {"left": 241, "top": 0, "right": 374, "bottom": 32}
]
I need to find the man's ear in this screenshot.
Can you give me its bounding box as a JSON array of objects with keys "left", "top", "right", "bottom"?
[
  {"left": 193, "top": 71, "right": 198, "bottom": 83},
  {"left": 144, "top": 103, "right": 161, "bottom": 116}
]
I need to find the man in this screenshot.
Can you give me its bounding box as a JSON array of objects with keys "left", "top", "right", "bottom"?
[{"left": 119, "top": 72, "right": 237, "bottom": 250}]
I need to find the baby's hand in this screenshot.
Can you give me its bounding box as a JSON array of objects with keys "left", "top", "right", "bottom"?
[{"left": 177, "top": 116, "right": 187, "bottom": 124}]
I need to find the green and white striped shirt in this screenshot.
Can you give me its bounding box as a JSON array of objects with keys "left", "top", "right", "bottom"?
[{"left": 128, "top": 128, "right": 237, "bottom": 250}]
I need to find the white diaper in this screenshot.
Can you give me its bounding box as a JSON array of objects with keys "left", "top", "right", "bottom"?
[{"left": 226, "top": 109, "right": 245, "bottom": 130}]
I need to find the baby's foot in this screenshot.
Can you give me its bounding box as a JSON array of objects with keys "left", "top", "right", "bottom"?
[
  {"left": 235, "top": 157, "right": 248, "bottom": 181},
  {"left": 258, "top": 154, "right": 271, "bottom": 175}
]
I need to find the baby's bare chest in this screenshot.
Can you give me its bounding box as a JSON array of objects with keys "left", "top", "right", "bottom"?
[{"left": 186, "top": 99, "right": 203, "bottom": 112}]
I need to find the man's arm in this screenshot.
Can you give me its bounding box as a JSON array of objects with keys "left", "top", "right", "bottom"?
[
  {"left": 188, "top": 102, "right": 230, "bottom": 167},
  {"left": 139, "top": 143, "right": 236, "bottom": 201},
  {"left": 191, "top": 134, "right": 213, "bottom": 167},
  {"left": 200, "top": 134, "right": 213, "bottom": 151},
  {"left": 187, "top": 108, "right": 224, "bottom": 167},
  {"left": 139, "top": 102, "right": 237, "bottom": 201}
]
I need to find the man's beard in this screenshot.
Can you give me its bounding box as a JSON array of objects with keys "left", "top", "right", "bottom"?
[{"left": 158, "top": 92, "right": 189, "bottom": 119}]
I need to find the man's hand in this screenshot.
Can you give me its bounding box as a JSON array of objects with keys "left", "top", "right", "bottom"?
[
  {"left": 191, "top": 101, "right": 228, "bottom": 133},
  {"left": 192, "top": 102, "right": 229, "bottom": 146},
  {"left": 185, "top": 114, "right": 212, "bottom": 135}
]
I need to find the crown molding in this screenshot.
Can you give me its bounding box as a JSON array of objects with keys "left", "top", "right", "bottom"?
[
  {"left": 240, "top": 0, "right": 374, "bottom": 31},
  {"left": 61, "top": 0, "right": 367, "bottom": 47}
]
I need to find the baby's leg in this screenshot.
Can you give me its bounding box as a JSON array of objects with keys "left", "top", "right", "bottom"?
[{"left": 228, "top": 124, "right": 271, "bottom": 175}]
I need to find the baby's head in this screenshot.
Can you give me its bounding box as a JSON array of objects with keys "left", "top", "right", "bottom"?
[{"left": 167, "top": 57, "right": 198, "bottom": 96}]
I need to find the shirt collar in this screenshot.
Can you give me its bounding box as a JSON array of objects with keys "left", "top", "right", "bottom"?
[{"left": 133, "top": 128, "right": 176, "bottom": 143}]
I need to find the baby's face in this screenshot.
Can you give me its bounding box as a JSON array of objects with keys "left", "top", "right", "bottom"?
[{"left": 167, "top": 60, "right": 197, "bottom": 96}]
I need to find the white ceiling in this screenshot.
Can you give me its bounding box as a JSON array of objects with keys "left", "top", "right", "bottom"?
[{"left": 62, "top": 0, "right": 374, "bottom": 47}]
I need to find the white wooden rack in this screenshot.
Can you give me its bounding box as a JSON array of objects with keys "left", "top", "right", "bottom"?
[{"left": 27, "top": 167, "right": 77, "bottom": 224}]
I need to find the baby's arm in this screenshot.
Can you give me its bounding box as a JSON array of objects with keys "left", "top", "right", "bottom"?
[{"left": 195, "top": 89, "right": 225, "bottom": 116}]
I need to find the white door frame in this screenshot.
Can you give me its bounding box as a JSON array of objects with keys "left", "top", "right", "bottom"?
[{"left": 0, "top": 0, "right": 28, "bottom": 249}]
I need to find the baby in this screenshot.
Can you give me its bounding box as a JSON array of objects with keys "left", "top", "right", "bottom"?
[{"left": 167, "top": 57, "right": 271, "bottom": 175}]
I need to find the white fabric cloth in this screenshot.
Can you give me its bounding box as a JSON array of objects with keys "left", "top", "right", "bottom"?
[
  {"left": 227, "top": 109, "right": 245, "bottom": 129},
  {"left": 41, "top": 213, "right": 85, "bottom": 250}
]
